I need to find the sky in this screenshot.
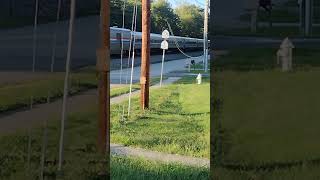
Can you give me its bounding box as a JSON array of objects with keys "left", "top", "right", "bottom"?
[{"left": 168, "top": 0, "right": 205, "bottom": 8}]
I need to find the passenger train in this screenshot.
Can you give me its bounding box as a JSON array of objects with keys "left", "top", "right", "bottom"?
[{"left": 110, "top": 27, "right": 208, "bottom": 55}]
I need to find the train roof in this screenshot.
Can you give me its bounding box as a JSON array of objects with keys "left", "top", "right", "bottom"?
[{"left": 111, "top": 27, "right": 204, "bottom": 41}]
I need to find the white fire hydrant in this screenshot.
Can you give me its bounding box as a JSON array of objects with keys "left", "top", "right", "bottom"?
[
  {"left": 196, "top": 73, "right": 202, "bottom": 84},
  {"left": 277, "top": 37, "right": 294, "bottom": 72}
]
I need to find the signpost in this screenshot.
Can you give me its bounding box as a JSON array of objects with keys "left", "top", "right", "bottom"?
[
  {"left": 160, "top": 30, "right": 169, "bottom": 87},
  {"left": 204, "top": 0, "right": 209, "bottom": 72},
  {"left": 305, "top": 0, "right": 313, "bottom": 36},
  {"left": 298, "top": 0, "right": 305, "bottom": 34},
  {"left": 299, "top": 0, "right": 313, "bottom": 36},
  {"left": 244, "top": 0, "right": 259, "bottom": 33}
]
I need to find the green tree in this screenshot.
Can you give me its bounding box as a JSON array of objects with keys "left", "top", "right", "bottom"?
[
  {"left": 175, "top": 4, "right": 204, "bottom": 38},
  {"left": 151, "top": 0, "right": 181, "bottom": 35},
  {"left": 110, "top": 0, "right": 142, "bottom": 31}
]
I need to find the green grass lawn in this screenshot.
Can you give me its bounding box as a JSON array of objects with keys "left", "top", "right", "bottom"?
[
  {"left": 112, "top": 156, "right": 209, "bottom": 180},
  {"left": 210, "top": 46, "right": 320, "bottom": 179},
  {"left": 0, "top": 76, "right": 209, "bottom": 179},
  {"left": 213, "top": 70, "right": 320, "bottom": 164},
  {"left": 211, "top": 165, "right": 320, "bottom": 180},
  {"left": 210, "top": 70, "right": 320, "bottom": 179},
  {"left": 0, "top": 73, "right": 97, "bottom": 112},
  {"left": 0, "top": 71, "right": 164, "bottom": 114},
  {"left": 111, "top": 77, "right": 210, "bottom": 158},
  {"left": 213, "top": 47, "right": 320, "bottom": 71},
  {"left": 214, "top": 26, "right": 320, "bottom": 38}
]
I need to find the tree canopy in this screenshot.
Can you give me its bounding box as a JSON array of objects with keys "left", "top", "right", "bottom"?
[
  {"left": 109, "top": 0, "right": 204, "bottom": 38},
  {"left": 175, "top": 4, "right": 204, "bottom": 38},
  {"left": 151, "top": 0, "right": 181, "bottom": 35}
]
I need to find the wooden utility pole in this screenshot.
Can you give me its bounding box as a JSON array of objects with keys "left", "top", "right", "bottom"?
[
  {"left": 140, "top": 0, "right": 151, "bottom": 110},
  {"left": 96, "top": 0, "right": 110, "bottom": 177}
]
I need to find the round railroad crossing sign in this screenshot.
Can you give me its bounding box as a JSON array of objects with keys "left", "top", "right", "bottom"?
[
  {"left": 162, "top": 30, "right": 170, "bottom": 39},
  {"left": 161, "top": 40, "right": 168, "bottom": 50}
]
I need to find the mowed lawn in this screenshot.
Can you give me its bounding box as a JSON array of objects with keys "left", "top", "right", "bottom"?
[
  {"left": 0, "top": 76, "right": 209, "bottom": 179},
  {"left": 213, "top": 70, "right": 320, "bottom": 165},
  {"left": 112, "top": 156, "right": 209, "bottom": 180},
  {"left": 111, "top": 77, "right": 210, "bottom": 158}
]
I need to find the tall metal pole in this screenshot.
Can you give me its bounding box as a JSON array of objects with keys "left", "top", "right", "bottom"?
[
  {"left": 57, "top": 0, "right": 76, "bottom": 173},
  {"left": 160, "top": 49, "right": 165, "bottom": 87},
  {"left": 32, "top": 0, "right": 39, "bottom": 72},
  {"left": 97, "top": 0, "right": 110, "bottom": 177},
  {"left": 140, "top": 0, "right": 151, "bottom": 110},
  {"left": 305, "top": 0, "right": 313, "bottom": 36},
  {"left": 299, "top": 0, "right": 304, "bottom": 34},
  {"left": 204, "top": 0, "right": 209, "bottom": 72},
  {"left": 50, "top": 0, "right": 62, "bottom": 72},
  {"left": 305, "top": 0, "right": 311, "bottom": 36}
]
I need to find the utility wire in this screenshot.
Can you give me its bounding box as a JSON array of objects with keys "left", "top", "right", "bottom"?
[{"left": 165, "top": 19, "right": 203, "bottom": 59}]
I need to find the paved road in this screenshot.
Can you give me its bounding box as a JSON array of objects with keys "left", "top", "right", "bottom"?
[
  {"left": 0, "top": 16, "right": 202, "bottom": 71},
  {"left": 110, "top": 55, "right": 205, "bottom": 84}
]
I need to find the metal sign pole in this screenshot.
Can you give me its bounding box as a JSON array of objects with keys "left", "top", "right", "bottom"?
[
  {"left": 160, "top": 30, "right": 169, "bottom": 87},
  {"left": 204, "top": 0, "right": 209, "bottom": 72},
  {"left": 160, "top": 49, "right": 165, "bottom": 87}
]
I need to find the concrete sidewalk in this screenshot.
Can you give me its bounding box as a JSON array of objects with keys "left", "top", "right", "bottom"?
[{"left": 111, "top": 143, "right": 209, "bottom": 168}]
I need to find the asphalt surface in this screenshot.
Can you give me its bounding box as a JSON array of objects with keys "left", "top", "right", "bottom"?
[{"left": 110, "top": 55, "right": 205, "bottom": 84}]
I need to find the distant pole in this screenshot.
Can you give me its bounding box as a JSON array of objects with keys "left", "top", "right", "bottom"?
[
  {"left": 244, "top": 0, "right": 258, "bottom": 33},
  {"left": 305, "top": 0, "right": 314, "bottom": 36},
  {"left": 251, "top": 9, "right": 258, "bottom": 33},
  {"left": 305, "top": 0, "right": 311, "bottom": 36},
  {"left": 50, "top": 0, "right": 62, "bottom": 72},
  {"left": 204, "top": 0, "right": 209, "bottom": 72},
  {"left": 299, "top": 0, "right": 305, "bottom": 34},
  {"left": 140, "top": 0, "right": 151, "bottom": 110},
  {"left": 32, "top": 0, "right": 39, "bottom": 72},
  {"left": 57, "top": 0, "right": 76, "bottom": 174}
]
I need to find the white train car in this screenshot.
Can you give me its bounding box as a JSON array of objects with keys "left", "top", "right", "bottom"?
[{"left": 110, "top": 27, "right": 205, "bottom": 55}]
